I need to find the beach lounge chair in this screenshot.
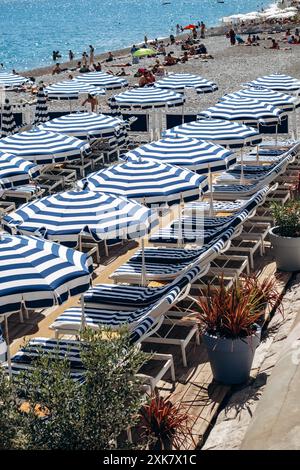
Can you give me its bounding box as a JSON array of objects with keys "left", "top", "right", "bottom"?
[{"left": 0, "top": 185, "right": 45, "bottom": 204}]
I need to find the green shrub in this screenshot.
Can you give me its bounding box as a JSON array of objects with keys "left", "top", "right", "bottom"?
[{"left": 270, "top": 199, "right": 300, "bottom": 238}]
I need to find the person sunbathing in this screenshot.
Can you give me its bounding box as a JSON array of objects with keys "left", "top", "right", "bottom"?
[
  {"left": 163, "top": 53, "right": 178, "bottom": 66},
  {"left": 52, "top": 63, "right": 62, "bottom": 75}
]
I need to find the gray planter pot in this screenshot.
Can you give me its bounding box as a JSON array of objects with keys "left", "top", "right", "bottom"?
[
  {"left": 269, "top": 226, "right": 300, "bottom": 272},
  {"left": 203, "top": 330, "right": 260, "bottom": 385}
]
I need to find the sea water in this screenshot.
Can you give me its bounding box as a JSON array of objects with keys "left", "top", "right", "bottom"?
[{"left": 0, "top": 0, "right": 272, "bottom": 71}]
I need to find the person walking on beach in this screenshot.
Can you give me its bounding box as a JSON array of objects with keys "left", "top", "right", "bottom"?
[
  {"left": 81, "top": 93, "right": 98, "bottom": 112},
  {"left": 200, "top": 21, "right": 205, "bottom": 39},
  {"left": 69, "top": 50, "right": 74, "bottom": 61},
  {"left": 89, "top": 45, "right": 95, "bottom": 65},
  {"left": 82, "top": 51, "right": 88, "bottom": 67},
  {"left": 229, "top": 28, "right": 236, "bottom": 46}
]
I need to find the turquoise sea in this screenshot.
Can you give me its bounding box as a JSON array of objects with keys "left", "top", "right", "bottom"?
[{"left": 0, "top": 0, "right": 272, "bottom": 71}]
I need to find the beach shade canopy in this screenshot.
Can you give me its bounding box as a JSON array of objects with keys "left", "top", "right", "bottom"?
[
  {"left": 39, "top": 112, "right": 126, "bottom": 141},
  {"left": 0, "top": 98, "right": 18, "bottom": 138},
  {"left": 133, "top": 48, "right": 157, "bottom": 57},
  {"left": 75, "top": 72, "right": 128, "bottom": 90},
  {"left": 123, "top": 136, "right": 236, "bottom": 174},
  {"left": 183, "top": 24, "right": 196, "bottom": 30},
  {"left": 0, "top": 129, "right": 90, "bottom": 165},
  {"left": 110, "top": 87, "right": 185, "bottom": 109},
  {"left": 244, "top": 74, "right": 300, "bottom": 93},
  {"left": 0, "top": 72, "right": 29, "bottom": 88},
  {"left": 78, "top": 158, "right": 208, "bottom": 206},
  {"left": 44, "top": 80, "right": 105, "bottom": 100},
  {"left": 0, "top": 234, "right": 92, "bottom": 315},
  {"left": 3, "top": 190, "right": 159, "bottom": 247},
  {"left": 164, "top": 119, "right": 262, "bottom": 148},
  {"left": 155, "top": 73, "right": 218, "bottom": 94},
  {"left": 199, "top": 98, "right": 285, "bottom": 125},
  {"left": 220, "top": 87, "right": 298, "bottom": 111},
  {"left": 33, "top": 86, "right": 49, "bottom": 125},
  {"left": 0, "top": 152, "right": 39, "bottom": 190}
]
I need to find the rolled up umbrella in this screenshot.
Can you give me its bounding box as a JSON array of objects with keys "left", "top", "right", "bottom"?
[
  {"left": 0, "top": 98, "right": 18, "bottom": 137},
  {"left": 33, "top": 86, "right": 49, "bottom": 125}
]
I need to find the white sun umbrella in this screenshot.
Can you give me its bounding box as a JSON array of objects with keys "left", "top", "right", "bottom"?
[
  {"left": 110, "top": 87, "right": 185, "bottom": 140},
  {"left": 244, "top": 74, "right": 300, "bottom": 93},
  {"left": 75, "top": 72, "right": 128, "bottom": 90},
  {"left": 39, "top": 112, "right": 126, "bottom": 147},
  {"left": 0, "top": 152, "right": 39, "bottom": 190},
  {"left": 0, "top": 72, "right": 29, "bottom": 88},
  {"left": 154, "top": 73, "right": 218, "bottom": 94},
  {"left": 45, "top": 80, "right": 105, "bottom": 112},
  {"left": 0, "top": 233, "right": 92, "bottom": 373},
  {"left": 0, "top": 129, "right": 89, "bottom": 165},
  {"left": 78, "top": 158, "right": 208, "bottom": 282},
  {"left": 3, "top": 190, "right": 159, "bottom": 256}
]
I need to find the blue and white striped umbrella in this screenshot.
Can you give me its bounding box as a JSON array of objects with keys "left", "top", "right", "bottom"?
[
  {"left": 0, "top": 129, "right": 90, "bottom": 165},
  {"left": 3, "top": 190, "right": 159, "bottom": 246},
  {"left": 79, "top": 159, "right": 208, "bottom": 205},
  {"left": 155, "top": 73, "right": 218, "bottom": 94},
  {"left": 110, "top": 87, "right": 185, "bottom": 109},
  {"left": 33, "top": 86, "right": 49, "bottom": 125},
  {"left": 45, "top": 80, "right": 105, "bottom": 100},
  {"left": 0, "top": 72, "right": 29, "bottom": 88},
  {"left": 1, "top": 98, "right": 18, "bottom": 137},
  {"left": 0, "top": 234, "right": 92, "bottom": 315},
  {"left": 0, "top": 152, "right": 39, "bottom": 190},
  {"left": 39, "top": 112, "right": 126, "bottom": 141},
  {"left": 220, "top": 87, "right": 298, "bottom": 111},
  {"left": 123, "top": 136, "right": 236, "bottom": 174},
  {"left": 199, "top": 98, "right": 284, "bottom": 124},
  {"left": 75, "top": 72, "right": 128, "bottom": 90},
  {"left": 165, "top": 119, "right": 262, "bottom": 148},
  {"left": 244, "top": 74, "right": 300, "bottom": 92}
]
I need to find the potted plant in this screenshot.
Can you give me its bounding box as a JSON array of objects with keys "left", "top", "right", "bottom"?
[
  {"left": 269, "top": 198, "right": 300, "bottom": 271},
  {"left": 140, "top": 393, "right": 194, "bottom": 450},
  {"left": 195, "top": 276, "right": 266, "bottom": 385}
]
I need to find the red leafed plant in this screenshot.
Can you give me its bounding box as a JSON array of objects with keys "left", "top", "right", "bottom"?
[
  {"left": 140, "top": 393, "right": 194, "bottom": 450},
  {"left": 194, "top": 275, "right": 275, "bottom": 339},
  {"left": 242, "top": 275, "right": 284, "bottom": 318}
]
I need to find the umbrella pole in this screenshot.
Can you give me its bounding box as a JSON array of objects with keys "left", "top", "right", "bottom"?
[
  {"left": 240, "top": 147, "right": 244, "bottom": 184},
  {"left": 275, "top": 124, "right": 278, "bottom": 147},
  {"left": 4, "top": 316, "right": 12, "bottom": 379},
  {"left": 177, "top": 194, "right": 183, "bottom": 247},
  {"left": 294, "top": 105, "right": 298, "bottom": 140},
  {"left": 141, "top": 238, "right": 147, "bottom": 287},
  {"left": 208, "top": 164, "right": 214, "bottom": 217},
  {"left": 80, "top": 294, "right": 86, "bottom": 332},
  {"left": 256, "top": 145, "right": 259, "bottom": 163}
]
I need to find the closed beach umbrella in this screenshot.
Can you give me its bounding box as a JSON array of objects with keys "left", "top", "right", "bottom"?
[
  {"left": 220, "top": 88, "right": 298, "bottom": 111},
  {"left": 33, "top": 86, "right": 49, "bottom": 125},
  {"left": 0, "top": 234, "right": 92, "bottom": 371},
  {"left": 78, "top": 158, "right": 208, "bottom": 205},
  {"left": 0, "top": 129, "right": 89, "bottom": 165},
  {"left": 133, "top": 48, "right": 157, "bottom": 57},
  {"left": 0, "top": 72, "right": 29, "bottom": 88},
  {"left": 124, "top": 136, "right": 236, "bottom": 174},
  {"left": 165, "top": 119, "right": 262, "bottom": 148},
  {"left": 0, "top": 98, "right": 17, "bottom": 137},
  {"left": 155, "top": 73, "right": 218, "bottom": 94},
  {"left": 199, "top": 98, "right": 284, "bottom": 125},
  {"left": 3, "top": 190, "right": 159, "bottom": 247},
  {"left": 39, "top": 112, "right": 125, "bottom": 141},
  {"left": 75, "top": 72, "right": 128, "bottom": 90},
  {"left": 110, "top": 87, "right": 185, "bottom": 109},
  {"left": 45, "top": 81, "right": 105, "bottom": 100},
  {"left": 0, "top": 152, "right": 39, "bottom": 190},
  {"left": 244, "top": 74, "right": 300, "bottom": 93}
]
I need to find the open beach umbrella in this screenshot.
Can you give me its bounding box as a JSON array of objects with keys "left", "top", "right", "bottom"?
[
  {"left": 0, "top": 129, "right": 90, "bottom": 165},
  {"left": 39, "top": 112, "right": 126, "bottom": 141},
  {"left": 155, "top": 73, "right": 218, "bottom": 94},
  {"left": 110, "top": 87, "right": 185, "bottom": 109},
  {"left": 33, "top": 86, "right": 49, "bottom": 125},
  {"left": 198, "top": 98, "right": 285, "bottom": 125},
  {"left": 0, "top": 72, "right": 29, "bottom": 88},
  {"left": 183, "top": 24, "right": 196, "bottom": 30},
  {"left": 0, "top": 98, "right": 18, "bottom": 137},
  {"left": 133, "top": 48, "right": 157, "bottom": 57},
  {"left": 3, "top": 190, "right": 159, "bottom": 249},
  {"left": 0, "top": 152, "right": 39, "bottom": 190},
  {"left": 165, "top": 119, "right": 262, "bottom": 148},
  {"left": 0, "top": 233, "right": 92, "bottom": 372},
  {"left": 75, "top": 72, "right": 128, "bottom": 90},
  {"left": 123, "top": 136, "right": 236, "bottom": 174},
  {"left": 220, "top": 88, "right": 298, "bottom": 112},
  {"left": 244, "top": 74, "right": 300, "bottom": 93},
  {"left": 78, "top": 158, "right": 208, "bottom": 206},
  {"left": 45, "top": 80, "right": 105, "bottom": 100}
]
